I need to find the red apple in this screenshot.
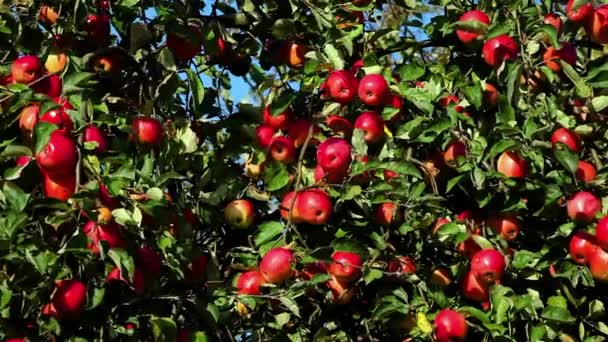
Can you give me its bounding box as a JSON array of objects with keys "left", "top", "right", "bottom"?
[
  {"left": 316, "top": 137, "right": 352, "bottom": 175},
  {"left": 328, "top": 251, "right": 363, "bottom": 282},
  {"left": 589, "top": 5, "right": 608, "bottom": 44},
  {"left": 287, "top": 118, "right": 320, "bottom": 147},
  {"left": 314, "top": 164, "right": 348, "bottom": 184},
  {"left": 357, "top": 74, "right": 389, "bottom": 106},
  {"left": 374, "top": 202, "right": 403, "bottom": 226},
  {"left": 106, "top": 266, "right": 146, "bottom": 295},
  {"left": 84, "top": 14, "right": 110, "bottom": 42},
  {"left": 132, "top": 117, "right": 163, "bottom": 146},
  {"left": 383, "top": 94, "right": 403, "bottom": 124},
  {"left": 566, "top": 0, "right": 594, "bottom": 23},
  {"left": 384, "top": 169, "right": 398, "bottom": 182},
  {"left": 543, "top": 42, "right": 576, "bottom": 73},
  {"left": 83, "top": 124, "right": 109, "bottom": 154},
  {"left": 99, "top": 182, "right": 120, "bottom": 209},
  {"left": 388, "top": 256, "right": 417, "bottom": 274},
  {"left": 11, "top": 55, "right": 42, "bottom": 84},
  {"left": 497, "top": 151, "right": 528, "bottom": 178},
  {"left": 551, "top": 127, "right": 581, "bottom": 152},
  {"left": 269, "top": 136, "right": 296, "bottom": 163},
  {"left": 83, "top": 220, "right": 126, "bottom": 254},
  {"left": 39, "top": 108, "right": 74, "bottom": 135},
  {"left": 34, "top": 74, "right": 62, "bottom": 97},
  {"left": 255, "top": 125, "right": 275, "bottom": 148},
  {"left": 224, "top": 199, "right": 256, "bottom": 229},
  {"left": 434, "top": 309, "right": 468, "bottom": 342},
  {"left": 567, "top": 191, "right": 602, "bottom": 223},
  {"left": 236, "top": 271, "right": 265, "bottom": 295},
  {"left": 484, "top": 83, "right": 499, "bottom": 108},
  {"left": 351, "top": 0, "right": 372, "bottom": 6},
  {"left": 52, "top": 279, "right": 87, "bottom": 317},
  {"left": 259, "top": 247, "right": 294, "bottom": 284},
  {"left": 433, "top": 217, "right": 452, "bottom": 234},
  {"left": 42, "top": 171, "right": 76, "bottom": 201},
  {"left": 263, "top": 105, "right": 293, "bottom": 130},
  {"left": 589, "top": 246, "right": 608, "bottom": 282},
  {"left": 576, "top": 160, "right": 596, "bottom": 182},
  {"left": 569, "top": 231, "right": 597, "bottom": 265},
  {"left": 326, "top": 115, "right": 354, "bottom": 137},
  {"left": 280, "top": 191, "right": 304, "bottom": 224},
  {"left": 596, "top": 217, "right": 608, "bottom": 251},
  {"left": 295, "top": 189, "right": 333, "bottom": 225},
  {"left": 18, "top": 103, "right": 40, "bottom": 137},
  {"left": 36, "top": 131, "right": 78, "bottom": 176},
  {"left": 456, "top": 210, "right": 475, "bottom": 222},
  {"left": 482, "top": 35, "right": 518, "bottom": 67},
  {"left": 354, "top": 111, "right": 384, "bottom": 144},
  {"left": 327, "top": 275, "right": 355, "bottom": 305},
  {"left": 461, "top": 269, "right": 489, "bottom": 303},
  {"left": 443, "top": 140, "right": 467, "bottom": 168},
  {"left": 185, "top": 255, "right": 209, "bottom": 282},
  {"left": 135, "top": 246, "right": 162, "bottom": 275},
  {"left": 325, "top": 70, "right": 359, "bottom": 104},
  {"left": 456, "top": 10, "right": 491, "bottom": 45},
  {"left": 470, "top": 248, "right": 506, "bottom": 285},
  {"left": 487, "top": 214, "right": 521, "bottom": 241},
  {"left": 457, "top": 237, "right": 482, "bottom": 259},
  {"left": 544, "top": 13, "right": 563, "bottom": 36}
]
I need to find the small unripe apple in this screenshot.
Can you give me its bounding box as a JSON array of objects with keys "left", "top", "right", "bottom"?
[
  {"left": 551, "top": 127, "right": 581, "bottom": 152},
  {"left": 497, "top": 151, "right": 528, "bottom": 178},
  {"left": 568, "top": 231, "right": 601, "bottom": 265},
  {"left": 328, "top": 251, "right": 363, "bottom": 282},
  {"left": 11, "top": 55, "right": 42, "bottom": 84},
  {"left": 132, "top": 116, "right": 163, "bottom": 146},
  {"left": 83, "top": 124, "right": 109, "bottom": 154},
  {"left": 326, "top": 115, "right": 354, "bottom": 137},
  {"left": 52, "top": 279, "right": 87, "bottom": 318},
  {"left": 566, "top": 0, "right": 593, "bottom": 23},
  {"left": 224, "top": 199, "right": 256, "bottom": 229},
  {"left": 255, "top": 125, "right": 276, "bottom": 148},
  {"left": 269, "top": 136, "right": 296, "bottom": 163},
  {"left": 443, "top": 140, "right": 467, "bottom": 168},
  {"left": 259, "top": 247, "right": 294, "bottom": 284},
  {"left": 456, "top": 10, "right": 491, "bottom": 45},
  {"left": 596, "top": 217, "right": 608, "bottom": 251},
  {"left": 316, "top": 137, "right": 352, "bottom": 173},
  {"left": 325, "top": 70, "right": 359, "bottom": 104},
  {"left": 567, "top": 191, "right": 602, "bottom": 224},
  {"left": 36, "top": 131, "right": 78, "bottom": 177},
  {"left": 354, "top": 111, "right": 384, "bottom": 144},
  {"left": 576, "top": 160, "right": 596, "bottom": 182},
  {"left": 434, "top": 309, "right": 468, "bottom": 342},
  {"left": 357, "top": 74, "right": 389, "bottom": 106},
  {"left": 236, "top": 271, "right": 265, "bottom": 295},
  {"left": 470, "top": 248, "right": 506, "bottom": 285},
  {"left": 374, "top": 202, "right": 403, "bottom": 226},
  {"left": 482, "top": 35, "right": 518, "bottom": 67},
  {"left": 263, "top": 105, "right": 293, "bottom": 130}
]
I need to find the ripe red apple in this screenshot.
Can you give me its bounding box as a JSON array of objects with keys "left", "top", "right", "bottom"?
[
  {"left": 11, "top": 55, "right": 42, "bottom": 84},
  {"left": 236, "top": 271, "right": 265, "bottom": 295},
  {"left": 482, "top": 35, "right": 518, "bottom": 67},
  {"left": 551, "top": 127, "right": 581, "bottom": 152},
  {"left": 456, "top": 10, "right": 491, "bottom": 45},
  {"left": 39, "top": 108, "right": 74, "bottom": 135},
  {"left": 224, "top": 199, "right": 256, "bottom": 229},
  {"left": 354, "top": 111, "right": 384, "bottom": 144},
  {"left": 357, "top": 74, "right": 389, "bottom": 106},
  {"left": 184, "top": 255, "right": 209, "bottom": 282},
  {"left": 34, "top": 74, "right": 62, "bottom": 97},
  {"left": 107, "top": 266, "right": 146, "bottom": 295},
  {"left": 457, "top": 237, "right": 482, "bottom": 259},
  {"left": 327, "top": 274, "right": 355, "bottom": 305},
  {"left": 383, "top": 94, "right": 403, "bottom": 124},
  {"left": 456, "top": 210, "right": 474, "bottom": 222},
  {"left": 314, "top": 164, "right": 348, "bottom": 184},
  {"left": 16, "top": 155, "right": 32, "bottom": 167},
  {"left": 325, "top": 70, "right": 359, "bottom": 104},
  {"left": 328, "top": 251, "right": 363, "bottom": 282},
  {"left": 569, "top": 231, "right": 597, "bottom": 265},
  {"left": 497, "top": 151, "right": 528, "bottom": 178},
  {"left": 84, "top": 13, "right": 110, "bottom": 42},
  {"left": 83, "top": 124, "right": 109, "bottom": 154},
  {"left": 317, "top": 137, "right": 352, "bottom": 173},
  {"left": 543, "top": 42, "right": 576, "bottom": 73},
  {"left": 589, "top": 5, "right": 608, "bottom": 44},
  {"left": 596, "top": 217, "right": 608, "bottom": 251},
  {"left": 263, "top": 105, "right": 293, "bottom": 130},
  {"left": 326, "top": 115, "right": 354, "bottom": 137},
  {"left": 52, "top": 279, "right": 87, "bottom": 317},
  {"left": 434, "top": 309, "right": 468, "bottom": 342},
  {"left": 269, "top": 136, "right": 296, "bottom": 163},
  {"left": 280, "top": 191, "right": 304, "bottom": 224},
  {"left": 18, "top": 103, "right": 40, "bottom": 138},
  {"left": 589, "top": 247, "right": 608, "bottom": 282},
  {"left": 83, "top": 220, "right": 126, "bottom": 254},
  {"left": 576, "top": 160, "right": 596, "bottom": 182},
  {"left": 487, "top": 214, "right": 521, "bottom": 241},
  {"left": 92, "top": 54, "right": 121, "bottom": 74},
  {"left": 443, "top": 140, "right": 467, "bottom": 168},
  {"left": 388, "top": 256, "right": 417, "bottom": 274},
  {"left": 566, "top": 0, "right": 594, "bottom": 23},
  {"left": 351, "top": 0, "right": 372, "bottom": 6},
  {"left": 295, "top": 189, "right": 333, "bottom": 225},
  {"left": 259, "top": 247, "right": 294, "bottom": 284},
  {"left": 99, "top": 182, "right": 120, "bottom": 209},
  {"left": 384, "top": 169, "right": 398, "bottom": 182},
  {"left": 132, "top": 117, "right": 163, "bottom": 146},
  {"left": 42, "top": 171, "right": 76, "bottom": 201},
  {"left": 287, "top": 118, "right": 320, "bottom": 147},
  {"left": 470, "top": 248, "right": 506, "bottom": 285},
  {"left": 36, "top": 131, "right": 78, "bottom": 176},
  {"left": 567, "top": 191, "right": 602, "bottom": 223},
  {"left": 135, "top": 246, "right": 162, "bottom": 275},
  {"left": 461, "top": 269, "right": 489, "bottom": 303},
  {"left": 255, "top": 125, "right": 275, "bottom": 148},
  {"left": 544, "top": 13, "right": 563, "bottom": 36},
  {"left": 374, "top": 202, "right": 403, "bottom": 226}
]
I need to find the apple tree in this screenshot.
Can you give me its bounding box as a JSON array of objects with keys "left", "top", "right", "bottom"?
[{"left": 2, "top": 0, "right": 608, "bottom": 340}]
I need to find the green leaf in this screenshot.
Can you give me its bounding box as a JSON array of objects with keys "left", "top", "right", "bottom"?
[
  {"left": 158, "top": 48, "right": 177, "bottom": 71},
  {"left": 542, "top": 306, "right": 576, "bottom": 324},
  {"left": 486, "top": 140, "right": 517, "bottom": 160},
  {"left": 279, "top": 296, "right": 301, "bottom": 317},
  {"left": 324, "top": 43, "right": 344, "bottom": 70},
  {"left": 0, "top": 145, "right": 32, "bottom": 160},
  {"left": 398, "top": 64, "right": 425, "bottom": 82},
  {"left": 3, "top": 181, "right": 28, "bottom": 212},
  {"left": 270, "top": 91, "right": 297, "bottom": 116},
  {"left": 364, "top": 268, "right": 383, "bottom": 285},
  {"left": 272, "top": 19, "right": 296, "bottom": 38},
  {"left": 150, "top": 316, "right": 177, "bottom": 342},
  {"left": 186, "top": 69, "right": 205, "bottom": 109},
  {"left": 553, "top": 142, "right": 579, "bottom": 174},
  {"left": 561, "top": 60, "right": 592, "bottom": 98},
  {"left": 591, "top": 96, "right": 608, "bottom": 113},
  {"left": 263, "top": 162, "right": 290, "bottom": 191},
  {"left": 33, "top": 122, "right": 58, "bottom": 155},
  {"left": 415, "top": 118, "right": 451, "bottom": 143},
  {"left": 254, "top": 221, "right": 283, "bottom": 247}
]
